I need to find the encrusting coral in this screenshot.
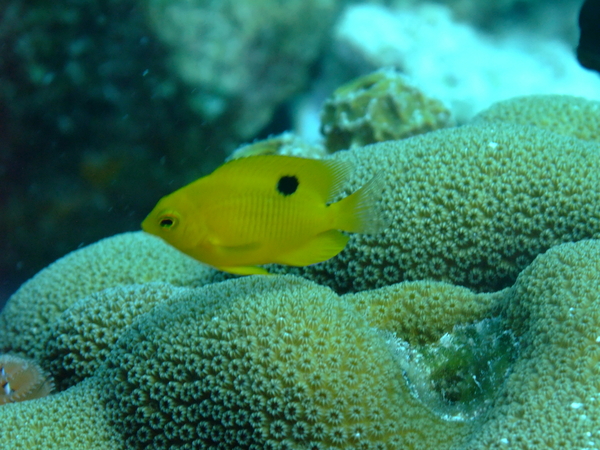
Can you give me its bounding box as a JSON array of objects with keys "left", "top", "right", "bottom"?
[
  {"left": 473, "top": 94, "right": 600, "bottom": 142},
  {"left": 3, "top": 90, "right": 600, "bottom": 449},
  {"left": 271, "top": 121, "right": 600, "bottom": 294},
  {"left": 0, "top": 354, "right": 54, "bottom": 404},
  {"left": 320, "top": 68, "right": 454, "bottom": 151},
  {"left": 0, "top": 232, "right": 214, "bottom": 360},
  {"left": 0, "top": 377, "right": 123, "bottom": 450},
  {"left": 99, "top": 275, "right": 472, "bottom": 450},
  {"left": 338, "top": 239, "right": 600, "bottom": 448}
]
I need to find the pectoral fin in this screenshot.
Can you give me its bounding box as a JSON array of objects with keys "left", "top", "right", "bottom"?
[
  {"left": 275, "top": 230, "right": 349, "bottom": 267},
  {"left": 209, "top": 233, "right": 261, "bottom": 250}
]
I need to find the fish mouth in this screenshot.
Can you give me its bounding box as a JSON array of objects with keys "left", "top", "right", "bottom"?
[{"left": 140, "top": 215, "right": 152, "bottom": 233}]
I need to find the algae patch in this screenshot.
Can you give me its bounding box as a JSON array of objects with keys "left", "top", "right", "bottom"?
[{"left": 386, "top": 317, "right": 519, "bottom": 421}]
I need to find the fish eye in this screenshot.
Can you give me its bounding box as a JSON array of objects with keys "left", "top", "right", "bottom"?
[{"left": 159, "top": 215, "right": 178, "bottom": 229}]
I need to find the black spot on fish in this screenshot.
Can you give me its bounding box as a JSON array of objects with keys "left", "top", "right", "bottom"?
[{"left": 277, "top": 175, "right": 299, "bottom": 196}]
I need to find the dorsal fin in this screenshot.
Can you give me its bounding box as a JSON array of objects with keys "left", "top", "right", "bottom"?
[{"left": 212, "top": 155, "right": 353, "bottom": 203}]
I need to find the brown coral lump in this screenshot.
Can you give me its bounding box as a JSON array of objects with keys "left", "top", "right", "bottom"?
[{"left": 321, "top": 69, "right": 454, "bottom": 151}]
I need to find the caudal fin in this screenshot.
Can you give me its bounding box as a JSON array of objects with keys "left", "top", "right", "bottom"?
[{"left": 333, "top": 172, "right": 390, "bottom": 234}]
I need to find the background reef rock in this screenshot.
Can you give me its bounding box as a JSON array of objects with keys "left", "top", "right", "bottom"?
[
  {"left": 320, "top": 68, "right": 455, "bottom": 151},
  {"left": 144, "top": 0, "right": 345, "bottom": 139},
  {"left": 426, "top": 0, "right": 582, "bottom": 34},
  {"left": 0, "top": 0, "right": 213, "bottom": 300}
]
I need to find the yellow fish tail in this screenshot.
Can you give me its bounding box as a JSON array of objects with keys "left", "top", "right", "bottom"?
[{"left": 333, "top": 172, "right": 389, "bottom": 234}]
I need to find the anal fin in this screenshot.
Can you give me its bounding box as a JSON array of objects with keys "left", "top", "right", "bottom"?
[
  {"left": 217, "top": 265, "right": 271, "bottom": 275},
  {"left": 275, "top": 230, "right": 349, "bottom": 267}
]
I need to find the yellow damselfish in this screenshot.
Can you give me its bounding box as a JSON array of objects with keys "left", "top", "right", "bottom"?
[{"left": 142, "top": 155, "right": 387, "bottom": 275}]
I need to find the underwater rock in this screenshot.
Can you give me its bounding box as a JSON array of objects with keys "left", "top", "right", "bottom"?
[{"left": 577, "top": 0, "right": 600, "bottom": 74}]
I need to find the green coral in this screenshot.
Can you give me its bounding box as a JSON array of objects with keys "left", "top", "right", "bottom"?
[
  {"left": 473, "top": 94, "right": 600, "bottom": 142},
  {"left": 5, "top": 236, "right": 600, "bottom": 449},
  {"left": 100, "top": 275, "right": 471, "bottom": 450},
  {"left": 320, "top": 69, "right": 454, "bottom": 151},
  {"left": 0, "top": 232, "right": 214, "bottom": 359},
  {"left": 40, "top": 283, "right": 193, "bottom": 391},
  {"left": 0, "top": 378, "right": 123, "bottom": 450},
  {"left": 271, "top": 121, "right": 600, "bottom": 293}
]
